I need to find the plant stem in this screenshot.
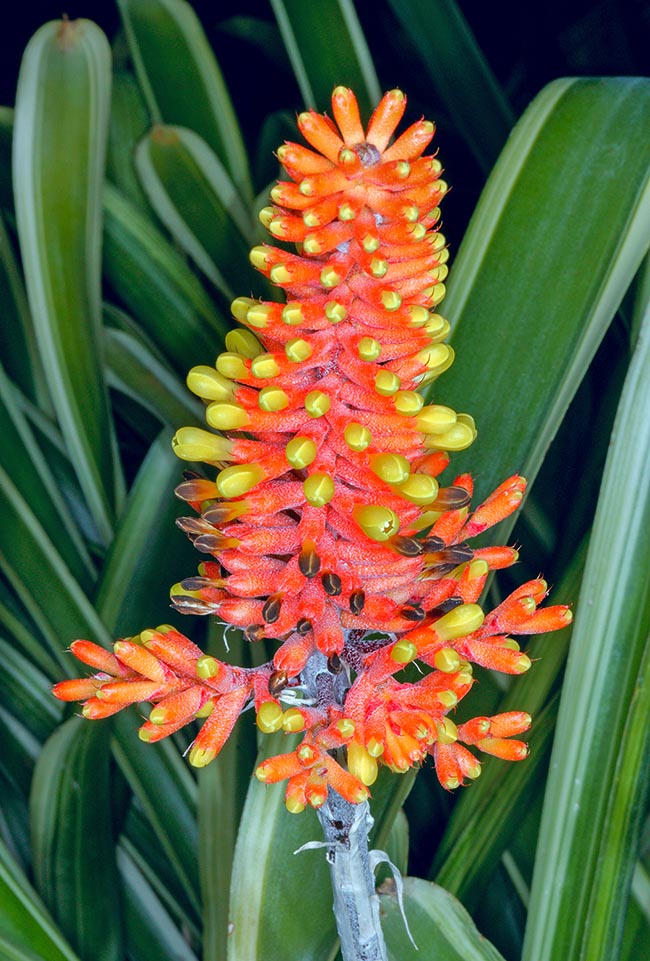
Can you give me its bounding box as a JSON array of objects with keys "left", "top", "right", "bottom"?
[{"left": 317, "top": 792, "right": 388, "bottom": 961}]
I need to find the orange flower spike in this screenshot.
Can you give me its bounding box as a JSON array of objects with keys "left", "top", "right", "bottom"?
[
  {"left": 433, "top": 741, "right": 482, "bottom": 789},
  {"left": 276, "top": 143, "right": 333, "bottom": 178},
  {"left": 53, "top": 88, "right": 575, "bottom": 806}
]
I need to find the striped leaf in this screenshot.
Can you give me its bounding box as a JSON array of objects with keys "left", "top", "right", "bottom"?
[{"left": 13, "top": 19, "right": 122, "bottom": 545}]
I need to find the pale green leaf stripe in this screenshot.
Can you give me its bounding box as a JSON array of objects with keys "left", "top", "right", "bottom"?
[
  {"left": 522, "top": 302, "right": 650, "bottom": 960},
  {"left": 12, "top": 19, "right": 121, "bottom": 544},
  {"left": 117, "top": 0, "right": 252, "bottom": 201},
  {"left": 135, "top": 125, "right": 253, "bottom": 297},
  {"left": 380, "top": 877, "right": 506, "bottom": 961},
  {"left": 0, "top": 836, "right": 80, "bottom": 961},
  {"left": 385, "top": 0, "right": 514, "bottom": 170},
  {"left": 440, "top": 78, "right": 650, "bottom": 508},
  {"left": 270, "top": 0, "right": 380, "bottom": 115}
]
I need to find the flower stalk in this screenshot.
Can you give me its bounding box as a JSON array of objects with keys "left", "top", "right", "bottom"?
[{"left": 53, "top": 86, "right": 571, "bottom": 957}]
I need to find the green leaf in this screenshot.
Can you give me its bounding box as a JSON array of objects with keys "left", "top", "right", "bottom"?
[
  {"left": 0, "top": 637, "right": 61, "bottom": 743},
  {"left": 111, "top": 714, "right": 201, "bottom": 923},
  {"left": 13, "top": 19, "right": 122, "bottom": 544},
  {"left": 0, "top": 463, "right": 111, "bottom": 669},
  {"left": 380, "top": 876, "right": 506, "bottom": 961},
  {"left": 228, "top": 734, "right": 337, "bottom": 961},
  {"left": 0, "top": 213, "right": 49, "bottom": 408},
  {"left": 105, "top": 322, "right": 204, "bottom": 429},
  {"left": 95, "top": 428, "right": 199, "bottom": 635},
  {"left": 135, "top": 125, "right": 255, "bottom": 297},
  {"left": 0, "top": 836, "right": 80, "bottom": 961},
  {"left": 385, "top": 0, "right": 514, "bottom": 171},
  {"left": 0, "top": 106, "right": 14, "bottom": 208},
  {"left": 103, "top": 182, "right": 229, "bottom": 372},
  {"left": 0, "top": 365, "right": 96, "bottom": 589},
  {"left": 117, "top": 0, "right": 252, "bottom": 201},
  {"left": 107, "top": 70, "right": 150, "bottom": 209},
  {"left": 439, "top": 77, "right": 650, "bottom": 507},
  {"left": 30, "top": 719, "right": 122, "bottom": 961},
  {"left": 522, "top": 299, "right": 650, "bottom": 960},
  {"left": 118, "top": 845, "right": 200, "bottom": 961},
  {"left": 270, "top": 0, "right": 380, "bottom": 115}
]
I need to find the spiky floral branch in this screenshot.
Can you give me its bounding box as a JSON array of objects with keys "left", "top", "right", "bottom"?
[{"left": 54, "top": 87, "right": 570, "bottom": 960}]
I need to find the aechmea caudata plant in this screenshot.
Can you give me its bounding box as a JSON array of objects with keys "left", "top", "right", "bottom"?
[{"left": 54, "top": 87, "right": 571, "bottom": 957}]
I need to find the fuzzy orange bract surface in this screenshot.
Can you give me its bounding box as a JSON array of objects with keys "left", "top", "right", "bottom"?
[{"left": 54, "top": 88, "right": 571, "bottom": 809}]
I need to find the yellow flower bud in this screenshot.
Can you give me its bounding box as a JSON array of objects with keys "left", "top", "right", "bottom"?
[
  {"left": 258, "top": 386, "right": 289, "bottom": 411},
  {"left": 172, "top": 428, "right": 233, "bottom": 463},
  {"left": 325, "top": 301, "right": 347, "bottom": 323},
  {"left": 186, "top": 366, "right": 235, "bottom": 401},
  {"left": 344, "top": 423, "right": 372, "bottom": 451},
  {"left": 216, "top": 463, "right": 265, "bottom": 498},
  {"left": 251, "top": 354, "right": 280, "bottom": 379},
  {"left": 396, "top": 473, "right": 439, "bottom": 505},
  {"left": 216, "top": 352, "right": 248, "bottom": 379},
  {"left": 257, "top": 701, "right": 284, "bottom": 733},
  {"left": 358, "top": 337, "right": 382, "bottom": 361},
  {"left": 285, "top": 338, "right": 313, "bottom": 362},
  {"left": 282, "top": 303, "right": 303, "bottom": 326},
  {"left": 375, "top": 370, "right": 401, "bottom": 395},
  {"left": 347, "top": 742, "right": 378, "bottom": 786},
  {"left": 394, "top": 391, "right": 424, "bottom": 415},
  {"left": 353, "top": 505, "right": 400, "bottom": 542},
  {"left": 205, "top": 402, "right": 251, "bottom": 431},
  {"left": 285, "top": 437, "right": 317, "bottom": 468},
  {"left": 434, "top": 604, "right": 484, "bottom": 642},
  {"left": 226, "top": 328, "right": 263, "bottom": 358},
  {"left": 370, "top": 453, "right": 410, "bottom": 485},
  {"left": 303, "top": 473, "right": 335, "bottom": 507},
  {"left": 305, "top": 390, "right": 330, "bottom": 417}
]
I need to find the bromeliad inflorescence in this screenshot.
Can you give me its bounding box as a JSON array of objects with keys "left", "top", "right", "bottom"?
[{"left": 54, "top": 87, "right": 571, "bottom": 813}]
